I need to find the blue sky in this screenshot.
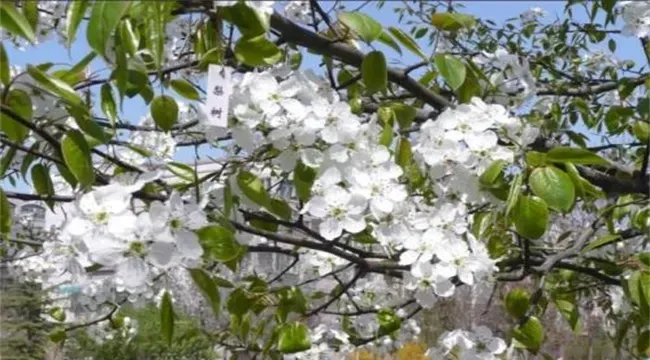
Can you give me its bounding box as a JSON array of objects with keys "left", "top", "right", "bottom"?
[{"left": 3, "top": 1, "right": 644, "bottom": 191}]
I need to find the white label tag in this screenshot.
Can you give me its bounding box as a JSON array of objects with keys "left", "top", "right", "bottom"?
[{"left": 206, "top": 65, "right": 232, "bottom": 128}]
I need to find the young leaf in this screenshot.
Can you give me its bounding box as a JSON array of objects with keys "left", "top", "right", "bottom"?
[
  {"left": 27, "top": 65, "right": 83, "bottom": 106},
  {"left": 0, "top": 89, "right": 33, "bottom": 142},
  {"left": 100, "top": 84, "right": 118, "bottom": 126},
  {"left": 0, "top": 188, "right": 12, "bottom": 235},
  {"left": 188, "top": 268, "right": 221, "bottom": 316},
  {"left": 554, "top": 299, "right": 582, "bottom": 333},
  {"left": 22, "top": 1, "right": 38, "bottom": 33},
  {"left": 528, "top": 166, "right": 575, "bottom": 213},
  {"left": 118, "top": 18, "right": 140, "bottom": 56},
  {"left": 219, "top": 2, "right": 269, "bottom": 37},
  {"left": 362, "top": 51, "right": 387, "bottom": 94},
  {"left": 512, "top": 316, "right": 544, "bottom": 353},
  {"left": 546, "top": 147, "right": 609, "bottom": 165},
  {"left": 196, "top": 225, "right": 245, "bottom": 263},
  {"left": 387, "top": 27, "right": 427, "bottom": 60},
  {"left": 86, "top": 1, "right": 130, "bottom": 59},
  {"left": 234, "top": 35, "right": 282, "bottom": 67},
  {"left": 505, "top": 173, "right": 523, "bottom": 218},
  {"left": 294, "top": 161, "right": 316, "bottom": 202},
  {"left": 0, "top": 3, "right": 36, "bottom": 43},
  {"left": 170, "top": 79, "right": 201, "bottom": 101},
  {"left": 338, "top": 12, "right": 382, "bottom": 43},
  {"left": 435, "top": 53, "right": 466, "bottom": 90},
  {"left": 237, "top": 170, "right": 271, "bottom": 208},
  {"left": 278, "top": 322, "right": 311, "bottom": 354},
  {"left": 61, "top": 130, "right": 95, "bottom": 188},
  {"left": 151, "top": 95, "right": 179, "bottom": 131},
  {"left": 160, "top": 291, "right": 174, "bottom": 346},
  {"left": 0, "top": 43, "right": 9, "bottom": 86},
  {"left": 31, "top": 164, "right": 54, "bottom": 208},
  {"left": 391, "top": 103, "right": 417, "bottom": 130},
  {"left": 60, "top": 52, "right": 97, "bottom": 85},
  {"left": 269, "top": 198, "right": 292, "bottom": 221},
  {"left": 396, "top": 138, "right": 413, "bottom": 169},
  {"left": 65, "top": 0, "right": 90, "bottom": 48},
  {"left": 479, "top": 160, "right": 506, "bottom": 187},
  {"left": 431, "top": 12, "right": 476, "bottom": 31},
  {"left": 513, "top": 196, "right": 549, "bottom": 240},
  {"left": 377, "top": 30, "right": 401, "bottom": 55}
]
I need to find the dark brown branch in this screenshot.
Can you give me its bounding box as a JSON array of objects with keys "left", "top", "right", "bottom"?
[
  {"left": 269, "top": 12, "right": 453, "bottom": 111},
  {"left": 306, "top": 269, "right": 363, "bottom": 316}
]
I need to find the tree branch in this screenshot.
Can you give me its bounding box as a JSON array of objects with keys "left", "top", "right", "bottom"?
[{"left": 268, "top": 12, "right": 453, "bottom": 111}]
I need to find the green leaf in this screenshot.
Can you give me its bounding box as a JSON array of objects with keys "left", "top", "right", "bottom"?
[
  {"left": 387, "top": 27, "right": 426, "bottom": 60},
  {"left": 196, "top": 225, "right": 245, "bottom": 263},
  {"left": 581, "top": 234, "right": 621, "bottom": 253},
  {"left": 505, "top": 173, "right": 523, "bottom": 218},
  {"left": 0, "top": 148, "right": 16, "bottom": 178},
  {"left": 269, "top": 198, "right": 292, "bottom": 221},
  {"left": 294, "top": 162, "right": 316, "bottom": 202},
  {"left": 525, "top": 151, "right": 547, "bottom": 168},
  {"left": 338, "top": 12, "right": 382, "bottom": 43},
  {"left": 100, "top": 84, "right": 118, "bottom": 126},
  {"left": 160, "top": 291, "right": 174, "bottom": 346},
  {"left": 512, "top": 316, "right": 544, "bottom": 353},
  {"left": 86, "top": 1, "right": 130, "bottom": 60},
  {"left": 431, "top": 12, "right": 476, "bottom": 31},
  {"left": 377, "top": 30, "right": 401, "bottom": 55},
  {"left": 146, "top": 2, "right": 168, "bottom": 71},
  {"left": 0, "top": 43, "right": 9, "bottom": 86},
  {"left": 48, "top": 328, "right": 66, "bottom": 344},
  {"left": 237, "top": 171, "right": 271, "bottom": 208},
  {"left": 377, "top": 308, "right": 401, "bottom": 335},
  {"left": 48, "top": 307, "right": 66, "bottom": 322},
  {"left": 170, "top": 79, "right": 201, "bottom": 101},
  {"left": 227, "top": 288, "right": 251, "bottom": 317},
  {"left": 0, "top": 3, "right": 36, "bottom": 43},
  {"left": 391, "top": 103, "right": 417, "bottom": 130},
  {"left": 456, "top": 64, "right": 481, "bottom": 103},
  {"left": 235, "top": 35, "right": 282, "bottom": 67},
  {"left": 61, "top": 130, "right": 95, "bottom": 188},
  {"left": 0, "top": 188, "right": 12, "bottom": 235},
  {"left": 361, "top": 51, "right": 387, "bottom": 94},
  {"left": 396, "top": 138, "right": 413, "bottom": 169},
  {"left": 479, "top": 160, "right": 507, "bottom": 187},
  {"left": 278, "top": 322, "right": 311, "bottom": 354},
  {"left": 26, "top": 65, "right": 83, "bottom": 106},
  {"left": 633, "top": 121, "right": 650, "bottom": 142},
  {"left": 65, "top": 0, "right": 90, "bottom": 48},
  {"left": 31, "top": 164, "right": 54, "bottom": 209},
  {"left": 435, "top": 53, "right": 466, "bottom": 90},
  {"left": 188, "top": 268, "right": 221, "bottom": 316},
  {"left": 220, "top": 2, "right": 269, "bottom": 37},
  {"left": 198, "top": 47, "right": 224, "bottom": 70},
  {"left": 546, "top": 147, "right": 609, "bottom": 166},
  {"left": 22, "top": 1, "right": 38, "bottom": 33},
  {"left": 513, "top": 196, "right": 549, "bottom": 240},
  {"left": 505, "top": 288, "right": 530, "bottom": 319},
  {"left": 528, "top": 166, "right": 575, "bottom": 213},
  {"left": 0, "top": 89, "right": 33, "bottom": 142},
  {"left": 117, "top": 18, "right": 140, "bottom": 56},
  {"left": 151, "top": 95, "right": 179, "bottom": 131},
  {"left": 61, "top": 52, "right": 97, "bottom": 85},
  {"left": 554, "top": 299, "right": 582, "bottom": 333},
  {"left": 564, "top": 162, "right": 586, "bottom": 198},
  {"left": 379, "top": 118, "right": 393, "bottom": 147},
  {"left": 68, "top": 106, "right": 111, "bottom": 144}
]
